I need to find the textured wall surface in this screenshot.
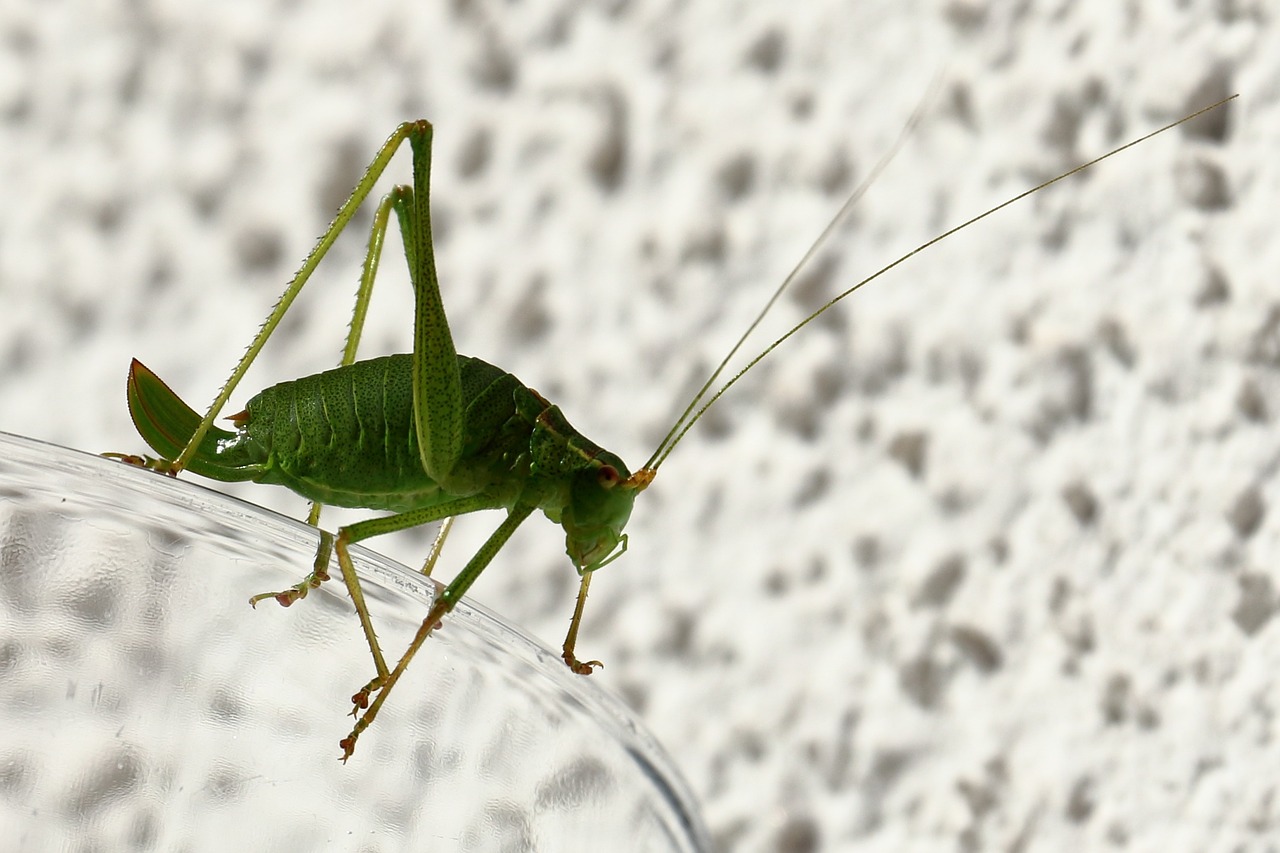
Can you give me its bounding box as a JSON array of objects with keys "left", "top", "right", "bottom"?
[{"left": 2, "top": 1, "right": 1277, "bottom": 849}]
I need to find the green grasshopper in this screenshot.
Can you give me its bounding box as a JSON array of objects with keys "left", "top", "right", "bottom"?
[{"left": 108, "top": 96, "right": 1234, "bottom": 761}]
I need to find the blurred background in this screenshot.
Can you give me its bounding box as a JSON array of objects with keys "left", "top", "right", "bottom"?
[{"left": 2, "top": 1, "right": 1277, "bottom": 849}]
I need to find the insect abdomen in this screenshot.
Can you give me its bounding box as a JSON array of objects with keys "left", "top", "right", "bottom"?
[{"left": 241, "top": 354, "right": 533, "bottom": 512}]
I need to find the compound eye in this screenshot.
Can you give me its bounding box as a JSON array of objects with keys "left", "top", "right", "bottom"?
[{"left": 597, "top": 465, "right": 619, "bottom": 489}]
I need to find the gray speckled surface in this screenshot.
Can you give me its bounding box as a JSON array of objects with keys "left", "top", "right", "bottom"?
[{"left": 2, "top": 1, "right": 1278, "bottom": 849}]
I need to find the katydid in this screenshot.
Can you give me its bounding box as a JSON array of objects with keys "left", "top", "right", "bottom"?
[{"left": 108, "top": 96, "right": 1235, "bottom": 761}]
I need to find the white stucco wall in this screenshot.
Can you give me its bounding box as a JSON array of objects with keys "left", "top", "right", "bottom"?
[{"left": 2, "top": 1, "right": 1278, "bottom": 849}]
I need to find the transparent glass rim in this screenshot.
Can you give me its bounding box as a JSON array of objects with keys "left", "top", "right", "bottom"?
[{"left": 0, "top": 429, "right": 711, "bottom": 851}]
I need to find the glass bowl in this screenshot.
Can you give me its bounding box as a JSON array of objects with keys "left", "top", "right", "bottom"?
[{"left": 0, "top": 431, "right": 709, "bottom": 852}]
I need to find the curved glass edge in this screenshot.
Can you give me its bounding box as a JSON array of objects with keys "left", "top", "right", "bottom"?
[{"left": 0, "top": 429, "right": 712, "bottom": 852}]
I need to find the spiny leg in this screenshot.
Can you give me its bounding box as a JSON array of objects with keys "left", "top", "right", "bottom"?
[
  {"left": 329, "top": 496, "right": 503, "bottom": 716},
  {"left": 340, "top": 504, "right": 535, "bottom": 762},
  {"left": 170, "top": 121, "right": 435, "bottom": 476},
  {"left": 562, "top": 570, "right": 604, "bottom": 674},
  {"left": 420, "top": 516, "right": 455, "bottom": 579}
]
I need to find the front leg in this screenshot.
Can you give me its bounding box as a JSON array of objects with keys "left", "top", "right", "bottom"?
[{"left": 562, "top": 570, "right": 604, "bottom": 674}]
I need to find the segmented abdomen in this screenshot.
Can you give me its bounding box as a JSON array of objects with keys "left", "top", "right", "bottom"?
[{"left": 241, "top": 354, "right": 532, "bottom": 512}]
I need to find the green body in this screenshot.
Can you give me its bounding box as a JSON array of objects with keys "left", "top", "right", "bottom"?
[{"left": 127, "top": 352, "right": 637, "bottom": 571}]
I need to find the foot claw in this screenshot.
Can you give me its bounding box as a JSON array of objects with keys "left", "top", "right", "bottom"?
[
  {"left": 102, "top": 452, "right": 148, "bottom": 467},
  {"left": 248, "top": 585, "right": 309, "bottom": 609},
  {"left": 564, "top": 654, "right": 604, "bottom": 675}
]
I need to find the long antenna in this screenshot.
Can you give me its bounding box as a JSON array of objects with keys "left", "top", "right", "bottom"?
[
  {"left": 643, "top": 89, "right": 937, "bottom": 471},
  {"left": 643, "top": 94, "right": 1238, "bottom": 474}
]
